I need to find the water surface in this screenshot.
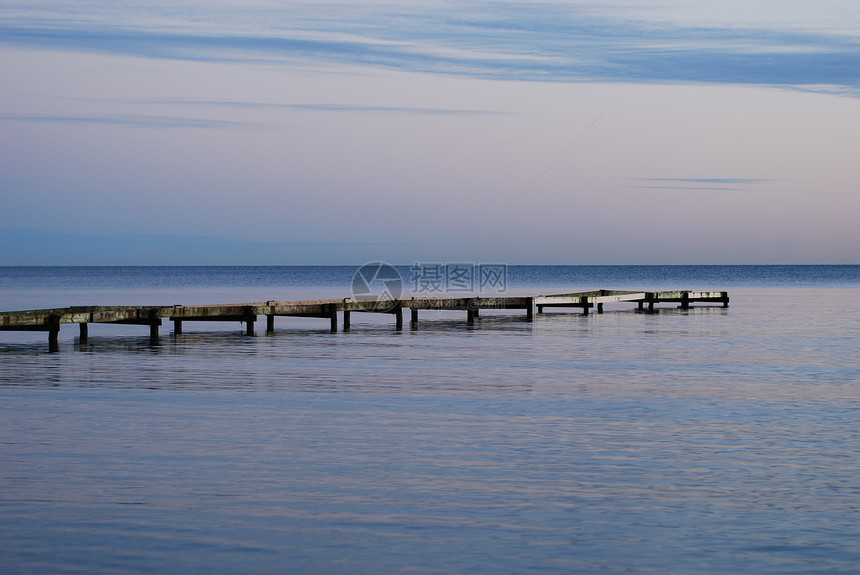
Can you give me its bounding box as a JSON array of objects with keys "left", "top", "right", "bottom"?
[{"left": 2, "top": 266, "right": 859, "bottom": 574}]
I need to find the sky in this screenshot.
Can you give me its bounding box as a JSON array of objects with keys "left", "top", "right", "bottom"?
[{"left": 1, "top": 0, "right": 859, "bottom": 265}]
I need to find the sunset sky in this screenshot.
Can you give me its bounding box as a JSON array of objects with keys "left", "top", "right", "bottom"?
[{"left": 2, "top": 1, "right": 859, "bottom": 264}]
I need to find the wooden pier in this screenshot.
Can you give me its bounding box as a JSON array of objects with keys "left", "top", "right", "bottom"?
[{"left": 1, "top": 290, "right": 729, "bottom": 351}]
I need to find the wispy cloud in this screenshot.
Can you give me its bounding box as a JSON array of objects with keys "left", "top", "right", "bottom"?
[
  {"left": 630, "top": 178, "right": 779, "bottom": 192},
  {"left": 0, "top": 114, "right": 258, "bottom": 129},
  {"left": 2, "top": 2, "right": 859, "bottom": 93},
  {"left": 8, "top": 99, "right": 508, "bottom": 130},
  {"left": 144, "top": 100, "right": 507, "bottom": 116},
  {"left": 641, "top": 178, "right": 778, "bottom": 185}
]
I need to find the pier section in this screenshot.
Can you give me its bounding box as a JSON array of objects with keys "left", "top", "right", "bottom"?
[{"left": 1, "top": 290, "right": 729, "bottom": 351}]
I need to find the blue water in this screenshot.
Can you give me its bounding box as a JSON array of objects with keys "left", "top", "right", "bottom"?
[{"left": 2, "top": 266, "right": 860, "bottom": 574}]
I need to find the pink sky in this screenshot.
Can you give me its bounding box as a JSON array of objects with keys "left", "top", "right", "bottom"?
[{"left": 2, "top": 1, "right": 859, "bottom": 264}]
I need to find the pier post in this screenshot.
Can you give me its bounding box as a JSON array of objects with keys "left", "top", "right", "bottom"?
[
  {"left": 526, "top": 298, "right": 534, "bottom": 321},
  {"left": 537, "top": 305, "right": 544, "bottom": 314},
  {"left": 79, "top": 323, "right": 88, "bottom": 343},
  {"left": 394, "top": 304, "right": 403, "bottom": 330},
  {"left": 411, "top": 307, "right": 419, "bottom": 326},
  {"left": 344, "top": 310, "right": 351, "bottom": 331},
  {"left": 48, "top": 314, "right": 60, "bottom": 353},
  {"left": 266, "top": 315, "right": 274, "bottom": 334},
  {"left": 466, "top": 298, "right": 480, "bottom": 324},
  {"left": 173, "top": 319, "right": 182, "bottom": 335},
  {"left": 581, "top": 297, "right": 589, "bottom": 315},
  {"left": 146, "top": 309, "right": 160, "bottom": 344},
  {"left": 597, "top": 303, "right": 604, "bottom": 314},
  {"left": 328, "top": 304, "right": 338, "bottom": 333},
  {"left": 467, "top": 307, "right": 477, "bottom": 324},
  {"left": 243, "top": 307, "right": 256, "bottom": 336},
  {"left": 681, "top": 292, "right": 690, "bottom": 310}
]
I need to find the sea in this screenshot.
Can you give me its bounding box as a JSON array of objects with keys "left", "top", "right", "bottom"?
[{"left": 1, "top": 265, "right": 859, "bottom": 574}]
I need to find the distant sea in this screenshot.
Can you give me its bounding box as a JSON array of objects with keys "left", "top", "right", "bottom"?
[{"left": 2, "top": 265, "right": 859, "bottom": 574}]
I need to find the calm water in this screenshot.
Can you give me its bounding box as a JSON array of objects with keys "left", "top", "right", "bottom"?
[{"left": 2, "top": 266, "right": 860, "bottom": 574}]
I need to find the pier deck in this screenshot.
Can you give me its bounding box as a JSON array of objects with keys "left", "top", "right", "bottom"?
[{"left": 1, "top": 290, "right": 729, "bottom": 351}]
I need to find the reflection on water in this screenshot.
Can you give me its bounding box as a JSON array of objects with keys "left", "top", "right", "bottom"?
[{"left": 2, "top": 285, "right": 860, "bottom": 574}]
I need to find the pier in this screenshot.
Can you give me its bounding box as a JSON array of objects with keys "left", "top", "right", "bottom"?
[{"left": 1, "top": 290, "right": 729, "bottom": 351}]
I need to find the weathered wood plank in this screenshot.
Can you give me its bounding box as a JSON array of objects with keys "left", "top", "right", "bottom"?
[
  {"left": 535, "top": 292, "right": 648, "bottom": 305},
  {"left": 402, "top": 297, "right": 533, "bottom": 310}
]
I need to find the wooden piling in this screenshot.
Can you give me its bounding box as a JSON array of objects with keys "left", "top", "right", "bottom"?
[
  {"left": 79, "top": 322, "right": 88, "bottom": 343},
  {"left": 266, "top": 315, "right": 275, "bottom": 334},
  {"left": 328, "top": 304, "right": 338, "bottom": 333},
  {"left": 48, "top": 314, "right": 60, "bottom": 353},
  {"left": 243, "top": 307, "right": 256, "bottom": 336},
  {"left": 147, "top": 309, "right": 160, "bottom": 343}
]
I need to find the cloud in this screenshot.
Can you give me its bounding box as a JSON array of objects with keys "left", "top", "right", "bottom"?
[
  {"left": 1, "top": 2, "right": 859, "bottom": 92},
  {"left": 630, "top": 178, "right": 779, "bottom": 192},
  {"left": 0, "top": 113, "right": 258, "bottom": 129},
  {"left": 641, "top": 178, "right": 777, "bottom": 185},
  {"left": 143, "top": 100, "right": 507, "bottom": 116}
]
